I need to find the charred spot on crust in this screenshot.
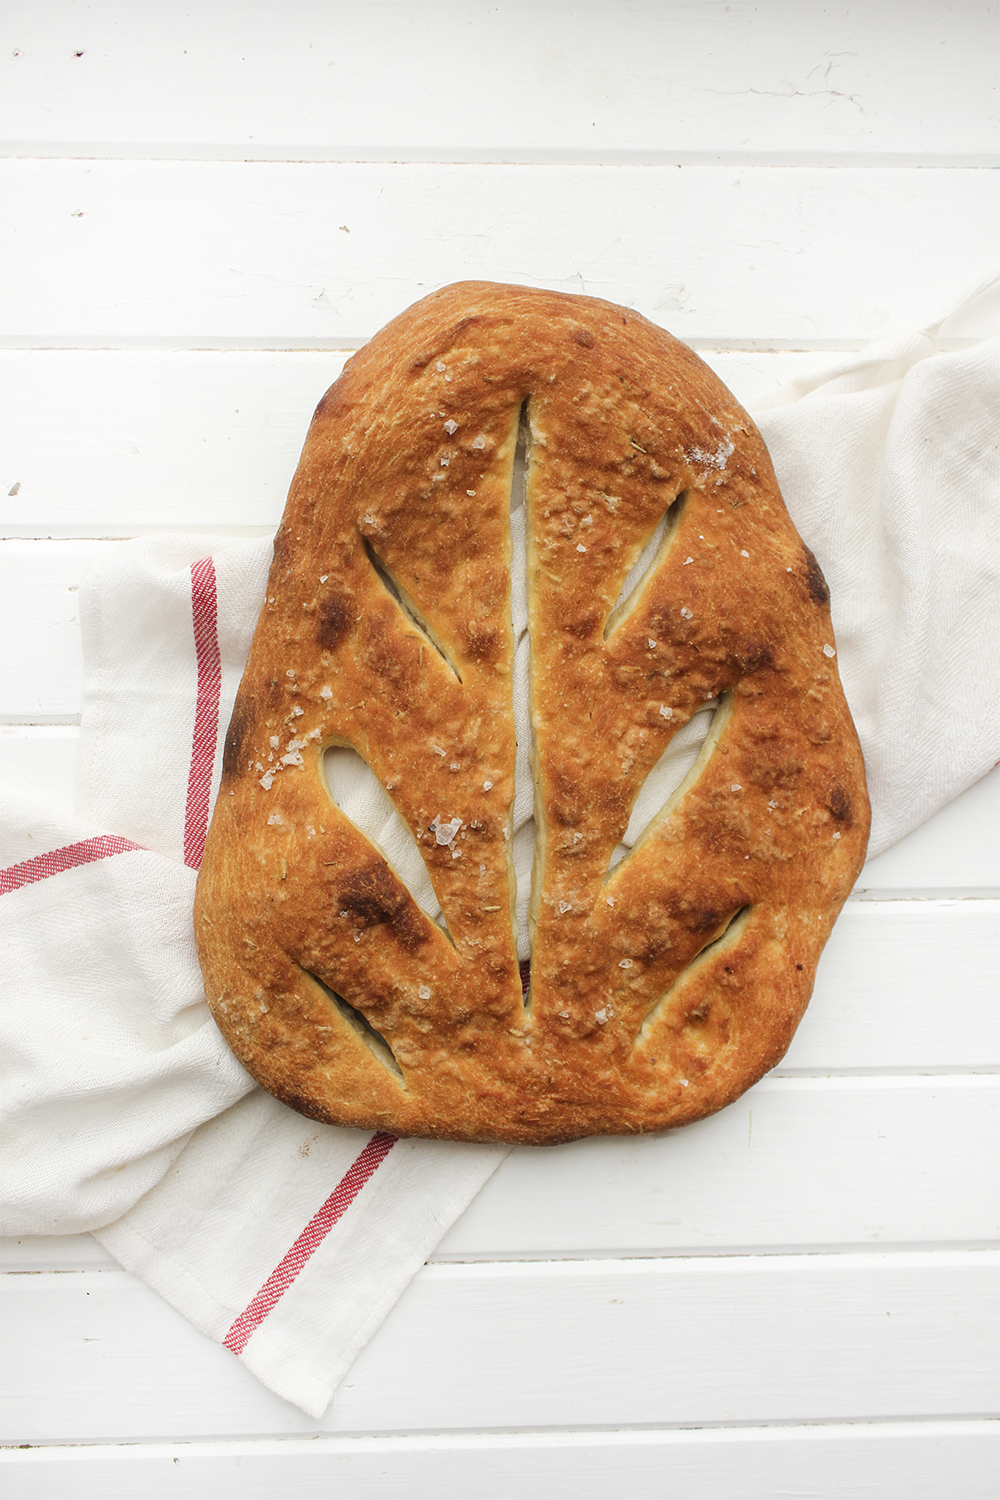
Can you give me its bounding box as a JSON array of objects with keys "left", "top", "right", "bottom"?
[
  {"left": 803, "top": 547, "right": 830, "bottom": 606},
  {"left": 461, "top": 621, "right": 500, "bottom": 664},
  {"left": 735, "top": 639, "right": 774, "bottom": 674},
  {"left": 316, "top": 594, "right": 353, "bottom": 651},
  {"left": 571, "top": 327, "right": 596, "bottom": 349},
  {"left": 337, "top": 862, "right": 427, "bottom": 952},
  {"left": 827, "top": 785, "right": 853, "bottom": 825},
  {"left": 280, "top": 1090, "right": 335, "bottom": 1125},
  {"left": 565, "top": 612, "right": 599, "bottom": 641},
  {"left": 222, "top": 698, "right": 253, "bottom": 780}
]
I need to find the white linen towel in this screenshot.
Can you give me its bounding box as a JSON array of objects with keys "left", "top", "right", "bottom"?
[{"left": 2, "top": 289, "right": 997, "bottom": 1417}]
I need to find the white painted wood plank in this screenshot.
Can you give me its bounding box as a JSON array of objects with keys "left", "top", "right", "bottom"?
[
  {"left": 0, "top": 726, "right": 78, "bottom": 812},
  {"left": 0, "top": 1233, "right": 109, "bottom": 1271},
  {"left": 0, "top": 542, "right": 101, "bottom": 723},
  {"left": 4, "top": 162, "right": 996, "bottom": 344},
  {"left": 791, "top": 903, "right": 1000, "bottom": 1067},
  {"left": 4, "top": 1079, "right": 996, "bottom": 1270},
  {"left": 2, "top": 1422, "right": 998, "bottom": 1500},
  {"left": 2, "top": 1254, "right": 995, "bottom": 1440},
  {"left": 0, "top": 349, "right": 845, "bottom": 531},
  {"left": 439, "top": 1078, "right": 1000, "bottom": 1257},
  {"left": 857, "top": 768, "right": 1000, "bottom": 897},
  {"left": 2, "top": 1, "right": 996, "bottom": 163}
]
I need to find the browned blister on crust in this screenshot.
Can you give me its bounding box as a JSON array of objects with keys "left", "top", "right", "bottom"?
[{"left": 194, "top": 282, "right": 870, "bottom": 1144}]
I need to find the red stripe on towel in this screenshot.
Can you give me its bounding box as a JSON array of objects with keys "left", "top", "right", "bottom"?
[
  {"left": 183, "top": 557, "right": 222, "bottom": 870},
  {"left": 0, "top": 834, "right": 141, "bottom": 896},
  {"left": 224, "top": 1131, "right": 398, "bottom": 1356}
]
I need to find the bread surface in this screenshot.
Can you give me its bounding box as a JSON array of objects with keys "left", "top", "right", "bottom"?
[{"left": 193, "top": 281, "right": 870, "bottom": 1145}]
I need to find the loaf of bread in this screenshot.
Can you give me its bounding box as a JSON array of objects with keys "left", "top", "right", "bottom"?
[{"left": 193, "top": 281, "right": 869, "bottom": 1145}]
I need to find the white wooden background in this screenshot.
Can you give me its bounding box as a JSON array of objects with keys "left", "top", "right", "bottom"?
[{"left": 1, "top": 2, "right": 998, "bottom": 1495}]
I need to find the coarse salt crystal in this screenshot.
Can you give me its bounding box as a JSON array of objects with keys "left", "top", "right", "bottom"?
[
  {"left": 731, "top": 784, "right": 742, "bottom": 792},
  {"left": 576, "top": 543, "right": 587, "bottom": 553},
  {"left": 606, "top": 896, "right": 616, "bottom": 906},
  {"left": 741, "top": 549, "right": 750, "bottom": 558},
  {"left": 823, "top": 643, "right": 836, "bottom": 658},
  {"left": 418, "top": 985, "right": 431, "bottom": 999},
  {"left": 648, "top": 638, "right": 657, "bottom": 649},
  {"left": 430, "top": 815, "right": 463, "bottom": 846},
  {"left": 443, "top": 419, "right": 458, "bottom": 435},
  {"left": 467, "top": 489, "right": 476, "bottom": 496},
  {"left": 595, "top": 1008, "right": 608, "bottom": 1024},
  {"left": 833, "top": 830, "right": 841, "bottom": 840},
  {"left": 436, "top": 362, "right": 447, "bottom": 372},
  {"left": 440, "top": 456, "right": 450, "bottom": 467},
  {"left": 269, "top": 735, "right": 280, "bottom": 748},
  {"left": 291, "top": 704, "right": 304, "bottom": 717},
  {"left": 683, "top": 556, "right": 693, "bottom": 565},
  {"left": 483, "top": 780, "right": 493, "bottom": 790},
  {"left": 558, "top": 901, "right": 572, "bottom": 914},
  {"left": 432, "top": 744, "right": 446, "bottom": 756},
  {"left": 267, "top": 813, "right": 283, "bottom": 825},
  {"left": 619, "top": 958, "right": 633, "bottom": 969},
  {"left": 259, "top": 771, "right": 275, "bottom": 790},
  {"left": 472, "top": 435, "right": 486, "bottom": 449},
  {"left": 659, "top": 704, "right": 673, "bottom": 719},
  {"left": 559, "top": 1010, "right": 570, "bottom": 1018},
  {"left": 680, "top": 607, "right": 693, "bottom": 620},
  {"left": 320, "top": 574, "right": 328, "bottom": 582},
  {"left": 286, "top": 669, "right": 296, "bottom": 678},
  {"left": 320, "top": 685, "right": 333, "bottom": 699},
  {"left": 679, "top": 1078, "right": 689, "bottom": 1087}
]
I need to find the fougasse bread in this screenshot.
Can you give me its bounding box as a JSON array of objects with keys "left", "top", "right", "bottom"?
[{"left": 193, "top": 281, "right": 870, "bottom": 1145}]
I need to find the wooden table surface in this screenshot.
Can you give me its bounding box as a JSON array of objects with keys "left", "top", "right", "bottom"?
[{"left": 1, "top": 3, "right": 998, "bottom": 1495}]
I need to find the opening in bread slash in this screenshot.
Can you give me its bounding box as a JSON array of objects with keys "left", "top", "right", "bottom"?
[
  {"left": 633, "top": 903, "right": 753, "bottom": 1051},
  {"left": 604, "top": 492, "right": 688, "bottom": 640},
  {"left": 323, "top": 744, "right": 455, "bottom": 947},
  {"left": 604, "top": 693, "right": 731, "bottom": 882},
  {"left": 305, "top": 970, "right": 405, "bottom": 1082},
  {"left": 363, "top": 538, "right": 463, "bottom": 684},
  {"left": 511, "top": 399, "right": 538, "bottom": 1005}
]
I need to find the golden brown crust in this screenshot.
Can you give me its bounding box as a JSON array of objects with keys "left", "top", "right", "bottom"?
[{"left": 193, "top": 282, "right": 870, "bottom": 1145}]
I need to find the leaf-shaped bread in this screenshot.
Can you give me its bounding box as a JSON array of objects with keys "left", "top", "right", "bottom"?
[{"left": 194, "top": 282, "right": 869, "bottom": 1144}]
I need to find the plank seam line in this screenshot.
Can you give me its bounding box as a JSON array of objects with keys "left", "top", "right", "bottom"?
[
  {"left": 2, "top": 1416, "right": 998, "bottom": 1456},
  {"left": 4, "top": 146, "right": 999, "bottom": 168},
  {"left": 0, "top": 338, "right": 986, "bottom": 354}
]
